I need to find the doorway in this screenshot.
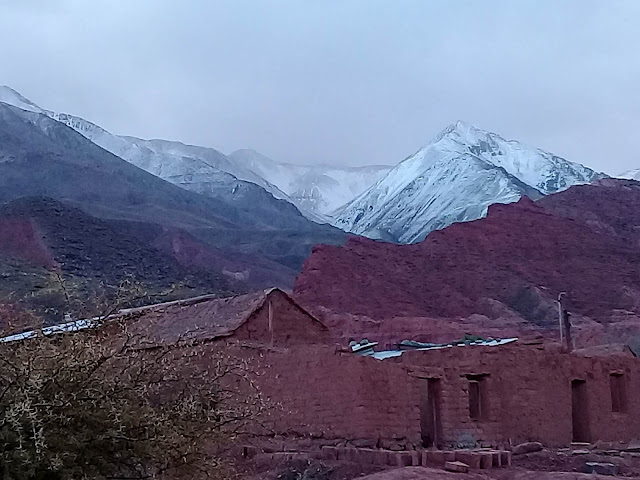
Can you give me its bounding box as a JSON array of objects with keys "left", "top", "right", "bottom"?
[
  {"left": 420, "top": 378, "right": 443, "bottom": 448},
  {"left": 571, "top": 379, "right": 590, "bottom": 443}
]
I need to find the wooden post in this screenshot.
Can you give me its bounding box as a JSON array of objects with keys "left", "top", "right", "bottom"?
[
  {"left": 268, "top": 300, "right": 274, "bottom": 346},
  {"left": 563, "top": 309, "right": 573, "bottom": 353},
  {"left": 557, "top": 292, "right": 566, "bottom": 347}
]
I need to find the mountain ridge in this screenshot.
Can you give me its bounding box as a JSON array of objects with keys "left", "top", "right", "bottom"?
[
  {"left": 0, "top": 96, "right": 347, "bottom": 279},
  {"left": 620, "top": 168, "right": 640, "bottom": 181},
  {"left": 0, "top": 86, "right": 313, "bottom": 223}
]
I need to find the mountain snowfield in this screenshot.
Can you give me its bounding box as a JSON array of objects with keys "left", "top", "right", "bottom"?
[
  {"left": 620, "top": 169, "right": 640, "bottom": 181},
  {"left": 229, "top": 149, "right": 391, "bottom": 217},
  {"left": 334, "top": 121, "right": 603, "bottom": 243},
  {"left": 0, "top": 86, "right": 299, "bottom": 211},
  {"left": 0, "top": 86, "right": 388, "bottom": 223}
]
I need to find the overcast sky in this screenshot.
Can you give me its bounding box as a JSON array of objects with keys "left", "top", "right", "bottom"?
[{"left": 0, "top": 0, "right": 638, "bottom": 174}]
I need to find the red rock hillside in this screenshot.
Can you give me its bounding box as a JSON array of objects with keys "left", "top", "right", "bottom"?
[{"left": 294, "top": 179, "right": 640, "bottom": 348}]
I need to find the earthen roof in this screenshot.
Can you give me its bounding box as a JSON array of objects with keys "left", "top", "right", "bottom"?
[
  {"left": 125, "top": 288, "right": 324, "bottom": 346},
  {"left": 0, "top": 288, "right": 325, "bottom": 347}
]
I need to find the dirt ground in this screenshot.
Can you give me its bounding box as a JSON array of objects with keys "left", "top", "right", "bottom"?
[{"left": 237, "top": 448, "right": 640, "bottom": 479}]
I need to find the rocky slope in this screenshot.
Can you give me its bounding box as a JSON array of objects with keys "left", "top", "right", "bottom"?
[
  {"left": 0, "top": 100, "right": 254, "bottom": 230},
  {"left": 0, "top": 197, "right": 238, "bottom": 327},
  {"left": 294, "top": 180, "right": 640, "bottom": 348},
  {"left": 334, "top": 121, "right": 602, "bottom": 243},
  {"left": 0, "top": 194, "right": 305, "bottom": 330},
  {"left": 230, "top": 149, "right": 392, "bottom": 219}
]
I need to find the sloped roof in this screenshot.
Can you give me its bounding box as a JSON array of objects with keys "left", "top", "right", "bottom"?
[
  {"left": 0, "top": 288, "right": 325, "bottom": 346},
  {"left": 126, "top": 287, "right": 325, "bottom": 346}
]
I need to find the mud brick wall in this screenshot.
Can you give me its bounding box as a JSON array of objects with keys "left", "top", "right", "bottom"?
[
  {"left": 233, "top": 290, "right": 330, "bottom": 346},
  {"left": 400, "top": 345, "right": 640, "bottom": 448},
  {"left": 249, "top": 346, "right": 421, "bottom": 445},
  {"left": 205, "top": 342, "right": 640, "bottom": 449}
]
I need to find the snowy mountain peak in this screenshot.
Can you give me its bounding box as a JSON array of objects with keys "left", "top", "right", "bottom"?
[
  {"left": 334, "top": 123, "right": 604, "bottom": 243},
  {"left": 427, "top": 120, "right": 487, "bottom": 146},
  {"left": 0, "top": 86, "right": 44, "bottom": 113}
]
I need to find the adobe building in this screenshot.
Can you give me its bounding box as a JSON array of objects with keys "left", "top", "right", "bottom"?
[
  {"left": 395, "top": 342, "right": 640, "bottom": 449},
  {"left": 7, "top": 287, "right": 640, "bottom": 460},
  {"left": 97, "top": 290, "right": 640, "bottom": 452},
  {"left": 238, "top": 341, "right": 640, "bottom": 452},
  {"left": 123, "top": 287, "right": 330, "bottom": 347}
]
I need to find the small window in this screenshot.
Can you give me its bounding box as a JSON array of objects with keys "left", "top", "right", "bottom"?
[
  {"left": 610, "top": 373, "right": 627, "bottom": 413},
  {"left": 469, "top": 380, "right": 481, "bottom": 419},
  {"left": 467, "top": 374, "right": 489, "bottom": 420}
]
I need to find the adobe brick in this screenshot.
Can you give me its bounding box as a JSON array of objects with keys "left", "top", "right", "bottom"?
[
  {"left": 455, "top": 450, "right": 481, "bottom": 469},
  {"left": 423, "top": 450, "right": 445, "bottom": 466},
  {"left": 479, "top": 452, "right": 493, "bottom": 469}
]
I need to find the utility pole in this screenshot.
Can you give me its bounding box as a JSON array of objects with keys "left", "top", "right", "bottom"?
[{"left": 557, "top": 292, "right": 566, "bottom": 347}]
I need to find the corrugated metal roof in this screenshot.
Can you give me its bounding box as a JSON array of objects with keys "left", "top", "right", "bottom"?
[
  {"left": 0, "top": 317, "right": 99, "bottom": 343},
  {"left": 349, "top": 337, "right": 519, "bottom": 360}
]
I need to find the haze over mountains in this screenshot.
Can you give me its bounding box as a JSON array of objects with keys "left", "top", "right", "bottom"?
[{"left": 229, "top": 148, "right": 392, "bottom": 218}]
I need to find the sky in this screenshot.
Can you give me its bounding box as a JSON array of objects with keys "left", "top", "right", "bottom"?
[{"left": 0, "top": 0, "right": 638, "bottom": 174}]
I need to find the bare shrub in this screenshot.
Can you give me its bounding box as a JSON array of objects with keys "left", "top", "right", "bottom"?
[{"left": 0, "top": 317, "right": 264, "bottom": 479}]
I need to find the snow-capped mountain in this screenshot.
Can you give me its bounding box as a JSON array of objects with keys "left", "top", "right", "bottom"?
[
  {"left": 0, "top": 86, "right": 386, "bottom": 223},
  {"left": 229, "top": 149, "right": 392, "bottom": 217},
  {"left": 1, "top": 87, "right": 603, "bottom": 242},
  {"left": 334, "top": 121, "right": 603, "bottom": 243},
  {"left": 118, "top": 137, "right": 292, "bottom": 201},
  {"left": 0, "top": 86, "right": 302, "bottom": 214},
  {"left": 619, "top": 169, "right": 640, "bottom": 181}
]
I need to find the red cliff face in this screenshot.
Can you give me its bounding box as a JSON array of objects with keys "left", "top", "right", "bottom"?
[
  {"left": 294, "top": 180, "right": 640, "bottom": 347},
  {"left": 0, "top": 218, "right": 56, "bottom": 269}
]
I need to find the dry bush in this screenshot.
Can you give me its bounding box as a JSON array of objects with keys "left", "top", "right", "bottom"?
[{"left": 0, "top": 317, "right": 264, "bottom": 479}]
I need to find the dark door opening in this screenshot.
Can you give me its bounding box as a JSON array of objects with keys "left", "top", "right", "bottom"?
[
  {"left": 571, "top": 379, "right": 590, "bottom": 443},
  {"left": 420, "top": 378, "right": 443, "bottom": 448}
]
